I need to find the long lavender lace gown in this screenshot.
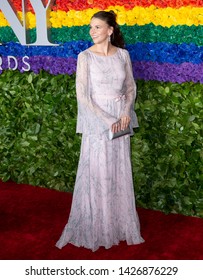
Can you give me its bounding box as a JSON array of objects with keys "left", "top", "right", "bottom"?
[{"left": 56, "top": 48, "right": 144, "bottom": 251}]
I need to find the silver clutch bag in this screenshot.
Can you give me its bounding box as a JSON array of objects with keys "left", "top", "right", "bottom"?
[{"left": 109, "top": 126, "right": 131, "bottom": 140}]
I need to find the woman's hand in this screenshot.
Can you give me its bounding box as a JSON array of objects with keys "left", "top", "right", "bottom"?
[
  {"left": 120, "top": 115, "right": 131, "bottom": 130},
  {"left": 111, "top": 116, "right": 131, "bottom": 133},
  {"left": 111, "top": 121, "right": 121, "bottom": 133}
]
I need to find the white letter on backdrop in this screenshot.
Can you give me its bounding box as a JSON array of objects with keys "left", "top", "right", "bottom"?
[
  {"left": 8, "top": 56, "right": 18, "bottom": 70},
  {"left": 0, "top": 0, "right": 57, "bottom": 46},
  {"left": 22, "top": 56, "right": 30, "bottom": 71},
  {"left": 0, "top": 0, "right": 27, "bottom": 45},
  {"left": 0, "top": 56, "right": 3, "bottom": 70},
  {"left": 29, "top": 0, "right": 57, "bottom": 46}
]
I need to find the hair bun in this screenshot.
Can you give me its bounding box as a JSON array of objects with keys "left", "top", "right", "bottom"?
[{"left": 109, "top": 10, "right": 117, "bottom": 19}]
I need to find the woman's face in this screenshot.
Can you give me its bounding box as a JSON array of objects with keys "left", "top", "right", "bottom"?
[{"left": 89, "top": 17, "right": 113, "bottom": 44}]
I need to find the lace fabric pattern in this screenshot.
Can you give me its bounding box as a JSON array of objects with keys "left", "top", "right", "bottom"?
[
  {"left": 56, "top": 48, "right": 144, "bottom": 251},
  {"left": 76, "top": 48, "right": 139, "bottom": 137}
]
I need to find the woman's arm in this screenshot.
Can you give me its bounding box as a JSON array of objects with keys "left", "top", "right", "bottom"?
[
  {"left": 76, "top": 51, "right": 118, "bottom": 130},
  {"left": 120, "top": 50, "right": 137, "bottom": 118},
  {"left": 118, "top": 50, "right": 136, "bottom": 131}
]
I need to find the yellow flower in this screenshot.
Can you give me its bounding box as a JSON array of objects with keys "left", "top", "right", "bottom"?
[
  {"left": 73, "top": 11, "right": 84, "bottom": 26},
  {"left": 131, "top": 6, "right": 144, "bottom": 26},
  {"left": 113, "top": 5, "right": 126, "bottom": 13},
  {"left": 62, "top": 13, "right": 72, "bottom": 28},
  {"left": 193, "top": 8, "right": 203, "bottom": 25},
  {"left": 126, "top": 10, "right": 137, "bottom": 26},
  {"left": 50, "top": 11, "right": 64, "bottom": 28},
  {"left": 0, "top": 12, "right": 9, "bottom": 27},
  {"left": 139, "top": 7, "right": 151, "bottom": 25},
  {"left": 58, "top": 10, "right": 67, "bottom": 19},
  {"left": 86, "top": 8, "right": 100, "bottom": 20},
  {"left": 26, "top": 12, "right": 36, "bottom": 29},
  {"left": 117, "top": 12, "right": 126, "bottom": 26}
]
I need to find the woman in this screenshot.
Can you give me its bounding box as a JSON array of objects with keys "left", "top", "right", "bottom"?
[{"left": 56, "top": 10, "right": 144, "bottom": 251}]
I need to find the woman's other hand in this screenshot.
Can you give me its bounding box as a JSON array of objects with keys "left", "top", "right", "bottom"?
[
  {"left": 120, "top": 116, "right": 131, "bottom": 130},
  {"left": 111, "top": 121, "right": 121, "bottom": 133},
  {"left": 111, "top": 116, "right": 130, "bottom": 133}
]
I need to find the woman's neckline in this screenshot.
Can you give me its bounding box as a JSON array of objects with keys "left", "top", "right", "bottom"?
[{"left": 87, "top": 47, "right": 118, "bottom": 57}]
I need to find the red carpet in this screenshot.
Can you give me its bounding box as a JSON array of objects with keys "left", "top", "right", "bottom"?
[{"left": 0, "top": 180, "right": 203, "bottom": 260}]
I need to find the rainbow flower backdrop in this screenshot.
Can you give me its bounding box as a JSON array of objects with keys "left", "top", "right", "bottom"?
[{"left": 1, "top": 0, "right": 203, "bottom": 83}]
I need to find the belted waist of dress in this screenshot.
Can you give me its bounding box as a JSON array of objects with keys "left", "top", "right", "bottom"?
[{"left": 91, "top": 93, "right": 126, "bottom": 101}]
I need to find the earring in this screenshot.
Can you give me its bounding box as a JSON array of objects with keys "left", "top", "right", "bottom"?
[{"left": 108, "top": 35, "right": 111, "bottom": 42}]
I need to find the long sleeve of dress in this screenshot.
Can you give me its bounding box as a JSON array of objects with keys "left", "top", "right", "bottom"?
[
  {"left": 120, "top": 50, "right": 137, "bottom": 118},
  {"left": 76, "top": 51, "right": 118, "bottom": 135}
]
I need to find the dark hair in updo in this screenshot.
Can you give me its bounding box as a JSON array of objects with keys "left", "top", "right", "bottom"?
[{"left": 91, "top": 10, "right": 125, "bottom": 49}]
